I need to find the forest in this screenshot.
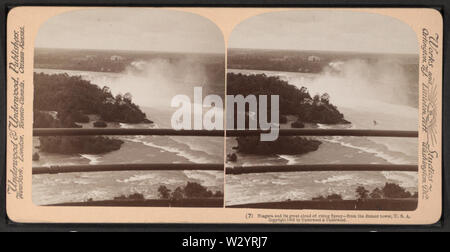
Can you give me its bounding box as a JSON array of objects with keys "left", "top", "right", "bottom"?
[
  {"left": 227, "top": 73, "right": 349, "bottom": 125},
  {"left": 227, "top": 73, "right": 349, "bottom": 156},
  {"left": 237, "top": 136, "right": 321, "bottom": 155},
  {"left": 33, "top": 72, "right": 151, "bottom": 155},
  {"left": 39, "top": 136, "right": 123, "bottom": 155},
  {"left": 228, "top": 48, "right": 419, "bottom": 74},
  {"left": 313, "top": 183, "right": 418, "bottom": 201},
  {"left": 34, "top": 72, "right": 151, "bottom": 125}
]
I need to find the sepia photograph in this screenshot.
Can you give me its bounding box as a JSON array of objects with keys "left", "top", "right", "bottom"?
[
  {"left": 31, "top": 8, "right": 225, "bottom": 207},
  {"left": 5, "top": 5, "right": 443, "bottom": 226},
  {"left": 225, "top": 10, "right": 420, "bottom": 211}
]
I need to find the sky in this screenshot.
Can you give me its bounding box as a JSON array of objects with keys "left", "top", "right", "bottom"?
[
  {"left": 229, "top": 11, "right": 419, "bottom": 54},
  {"left": 35, "top": 8, "right": 224, "bottom": 54}
]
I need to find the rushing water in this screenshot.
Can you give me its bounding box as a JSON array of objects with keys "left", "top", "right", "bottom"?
[
  {"left": 225, "top": 68, "right": 418, "bottom": 205},
  {"left": 32, "top": 65, "right": 419, "bottom": 206},
  {"left": 32, "top": 68, "right": 224, "bottom": 205}
]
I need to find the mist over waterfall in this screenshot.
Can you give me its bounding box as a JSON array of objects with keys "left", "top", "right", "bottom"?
[
  {"left": 297, "top": 58, "right": 419, "bottom": 111},
  {"left": 227, "top": 57, "right": 420, "bottom": 205},
  {"left": 102, "top": 58, "right": 219, "bottom": 109}
]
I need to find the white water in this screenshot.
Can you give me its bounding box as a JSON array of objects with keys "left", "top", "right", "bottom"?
[
  {"left": 226, "top": 61, "right": 419, "bottom": 205},
  {"left": 33, "top": 67, "right": 224, "bottom": 205},
  {"left": 228, "top": 67, "right": 418, "bottom": 165},
  {"left": 32, "top": 58, "right": 419, "bottom": 205}
]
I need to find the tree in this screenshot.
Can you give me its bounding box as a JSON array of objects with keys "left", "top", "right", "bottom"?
[
  {"left": 171, "top": 187, "right": 184, "bottom": 200},
  {"left": 214, "top": 191, "right": 224, "bottom": 197},
  {"left": 102, "top": 86, "right": 111, "bottom": 95},
  {"left": 313, "top": 94, "right": 321, "bottom": 105},
  {"left": 128, "top": 193, "right": 145, "bottom": 200},
  {"left": 158, "top": 186, "right": 171, "bottom": 199},
  {"left": 326, "top": 194, "right": 343, "bottom": 200},
  {"left": 320, "top": 93, "right": 330, "bottom": 104},
  {"left": 32, "top": 152, "right": 40, "bottom": 161},
  {"left": 312, "top": 195, "right": 326, "bottom": 201},
  {"left": 356, "top": 186, "right": 369, "bottom": 200},
  {"left": 123, "top": 92, "right": 133, "bottom": 103},
  {"left": 370, "top": 188, "right": 383, "bottom": 199},
  {"left": 184, "top": 182, "right": 212, "bottom": 198},
  {"left": 382, "top": 183, "right": 412, "bottom": 198},
  {"left": 115, "top": 94, "right": 123, "bottom": 103},
  {"left": 300, "top": 87, "right": 308, "bottom": 94},
  {"left": 312, "top": 193, "right": 343, "bottom": 201}
]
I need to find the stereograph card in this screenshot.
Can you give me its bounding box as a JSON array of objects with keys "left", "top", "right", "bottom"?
[{"left": 5, "top": 7, "right": 443, "bottom": 225}]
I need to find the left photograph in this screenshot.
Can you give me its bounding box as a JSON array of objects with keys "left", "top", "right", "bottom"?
[{"left": 32, "top": 8, "right": 225, "bottom": 207}]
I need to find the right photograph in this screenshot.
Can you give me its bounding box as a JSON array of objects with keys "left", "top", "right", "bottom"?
[{"left": 225, "top": 10, "right": 419, "bottom": 210}]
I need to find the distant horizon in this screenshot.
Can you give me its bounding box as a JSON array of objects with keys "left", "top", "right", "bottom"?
[
  {"left": 35, "top": 47, "right": 419, "bottom": 57},
  {"left": 228, "top": 47, "right": 419, "bottom": 57},
  {"left": 34, "top": 47, "right": 224, "bottom": 56}
]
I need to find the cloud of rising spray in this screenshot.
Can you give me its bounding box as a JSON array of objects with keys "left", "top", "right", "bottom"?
[
  {"left": 304, "top": 59, "right": 418, "bottom": 111},
  {"left": 104, "top": 58, "right": 211, "bottom": 109}
]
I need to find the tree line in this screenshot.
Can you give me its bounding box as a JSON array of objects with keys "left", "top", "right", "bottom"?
[
  {"left": 34, "top": 72, "right": 151, "bottom": 126},
  {"left": 33, "top": 72, "right": 153, "bottom": 155}
]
